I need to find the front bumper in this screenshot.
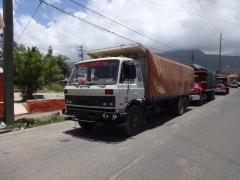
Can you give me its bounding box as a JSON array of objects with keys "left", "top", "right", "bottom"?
[
  {"left": 62, "top": 107, "right": 127, "bottom": 124},
  {"left": 215, "top": 88, "right": 226, "bottom": 93},
  {"left": 189, "top": 95, "right": 200, "bottom": 101}
]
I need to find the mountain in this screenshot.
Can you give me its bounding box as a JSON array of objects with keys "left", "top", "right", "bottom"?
[{"left": 155, "top": 50, "right": 240, "bottom": 75}]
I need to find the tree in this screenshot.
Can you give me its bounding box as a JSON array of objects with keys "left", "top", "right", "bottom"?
[
  {"left": 14, "top": 45, "right": 44, "bottom": 100},
  {"left": 42, "top": 47, "right": 63, "bottom": 85},
  {"left": 13, "top": 44, "right": 62, "bottom": 100},
  {"left": 55, "top": 54, "right": 71, "bottom": 78}
]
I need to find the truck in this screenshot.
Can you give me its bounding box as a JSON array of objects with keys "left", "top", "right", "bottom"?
[
  {"left": 189, "top": 64, "right": 217, "bottom": 106},
  {"left": 62, "top": 44, "right": 194, "bottom": 136},
  {"left": 229, "top": 74, "right": 239, "bottom": 88},
  {"left": 215, "top": 74, "right": 230, "bottom": 94}
]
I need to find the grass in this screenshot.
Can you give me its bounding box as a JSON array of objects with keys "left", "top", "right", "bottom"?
[
  {"left": 43, "top": 83, "right": 64, "bottom": 92},
  {"left": 14, "top": 83, "right": 65, "bottom": 94},
  {"left": 3, "top": 115, "right": 67, "bottom": 132}
]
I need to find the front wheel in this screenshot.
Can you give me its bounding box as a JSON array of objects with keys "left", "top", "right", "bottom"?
[
  {"left": 120, "top": 105, "right": 142, "bottom": 136},
  {"left": 226, "top": 88, "right": 229, "bottom": 94},
  {"left": 196, "top": 95, "right": 203, "bottom": 106}
]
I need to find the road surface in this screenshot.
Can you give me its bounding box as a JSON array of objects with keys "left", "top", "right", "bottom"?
[{"left": 1, "top": 88, "right": 240, "bottom": 180}]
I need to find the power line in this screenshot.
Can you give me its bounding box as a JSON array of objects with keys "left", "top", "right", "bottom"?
[
  {"left": 197, "top": 0, "right": 238, "bottom": 57},
  {"left": 93, "top": 0, "right": 130, "bottom": 48},
  {"left": 177, "top": 0, "right": 218, "bottom": 47},
  {"left": 69, "top": 0, "right": 180, "bottom": 51},
  {"left": 16, "top": 1, "right": 42, "bottom": 42},
  {"left": 205, "top": 0, "right": 240, "bottom": 12},
  {"left": 142, "top": 0, "right": 240, "bottom": 26},
  {"left": 84, "top": 0, "right": 111, "bottom": 46},
  {"left": 188, "top": 0, "right": 219, "bottom": 43},
  {"left": 82, "top": 0, "right": 182, "bottom": 50},
  {"left": 41, "top": 0, "right": 138, "bottom": 44}
]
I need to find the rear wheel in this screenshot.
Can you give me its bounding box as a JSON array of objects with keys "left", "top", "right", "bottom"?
[
  {"left": 208, "top": 91, "right": 214, "bottom": 101},
  {"left": 174, "top": 98, "right": 184, "bottom": 116},
  {"left": 120, "top": 105, "right": 142, "bottom": 136},
  {"left": 212, "top": 91, "right": 215, "bottom": 99}
]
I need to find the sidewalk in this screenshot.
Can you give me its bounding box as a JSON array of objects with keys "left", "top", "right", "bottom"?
[{"left": 14, "top": 93, "right": 28, "bottom": 116}]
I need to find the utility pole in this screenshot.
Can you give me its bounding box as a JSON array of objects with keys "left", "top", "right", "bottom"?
[
  {"left": 3, "top": 0, "right": 14, "bottom": 124},
  {"left": 218, "top": 33, "right": 222, "bottom": 74},
  {"left": 191, "top": 50, "right": 194, "bottom": 65},
  {"left": 78, "top": 46, "right": 85, "bottom": 61}
]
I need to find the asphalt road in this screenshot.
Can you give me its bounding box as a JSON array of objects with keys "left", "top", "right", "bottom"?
[{"left": 1, "top": 88, "right": 240, "bottom": 180}]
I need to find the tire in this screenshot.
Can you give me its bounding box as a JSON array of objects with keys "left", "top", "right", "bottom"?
[
  {"left": 208, "top": 91, "right": 214, "bottom": 101},
  {"left": 226, "top": 88, "right": 229, "bottom": 94},
  {"left": 212, "top": 91, "right": 215, "bottom": 99},
  {"left": 196, "top": 95, "right": 203, "bottom": 106},
  {"left": 120, "top": 105, "right": 142, "bottom": 136},
  {"left": 183, "top": 97, "right": 188, "bottom": 111},
  {"left": 78, "top": 121, "right": 95, "bottom": 129},
  {"left": 174, "top": 98, "right": 184, "bottom": 116}
]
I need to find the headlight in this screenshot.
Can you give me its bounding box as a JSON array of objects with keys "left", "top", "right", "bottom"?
[
  {"left": 103, "top": 102, "right": 107, "bottom": 106},
  {"left": 109, "top": 102, "right": 114, "bottom": 107}
]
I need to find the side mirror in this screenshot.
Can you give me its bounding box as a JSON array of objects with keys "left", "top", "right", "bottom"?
[{"left": 123, "top": 64, "right": 136, "bottom": 81}]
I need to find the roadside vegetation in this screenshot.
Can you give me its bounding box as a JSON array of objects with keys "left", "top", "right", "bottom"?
[
  {"left": 41, "top": 83, "right": 65, "bottom": 93},
  {"left": 13, "top": 42, "right": 70, "bottom": 100}
]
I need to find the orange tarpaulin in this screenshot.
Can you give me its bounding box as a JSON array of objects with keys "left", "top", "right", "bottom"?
[{"left": 147, "top": 50, "right": 194, "bottom": 98}]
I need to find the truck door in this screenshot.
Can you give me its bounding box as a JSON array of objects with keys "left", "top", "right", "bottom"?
[
  {"left": 135, "top": 63, "right": 144, "bottom": 99},
  {"left": 118, "top": 62, "right": 138, "bottom": 109}
]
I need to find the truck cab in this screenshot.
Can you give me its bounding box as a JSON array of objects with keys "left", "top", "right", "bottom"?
[
  {"left": 63, "top": 57, "right": 144, "bottom": 127},
  {"left": 231, "top": 81, "right": 238, "bottom": 88},
  {"left": 215, "top": 76, "right": 230, "bottom": 94},
  {"left": 193, "top": 75, "right": 202, "bottom": 96},
  {"left": 189, "top": 64, "right": 216, "bottom": 106}
]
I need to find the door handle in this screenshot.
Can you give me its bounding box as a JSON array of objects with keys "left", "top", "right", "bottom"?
[{"left": 134, "top": 93, "right": 138, "bottom": 95}]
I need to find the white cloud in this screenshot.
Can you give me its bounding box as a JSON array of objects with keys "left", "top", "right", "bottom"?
[
  {"left": 13, "top": 0, "right": 240, "bottom": 61},
  {"left": 45, "top": 0, "right": 61, "bottom": 4}
]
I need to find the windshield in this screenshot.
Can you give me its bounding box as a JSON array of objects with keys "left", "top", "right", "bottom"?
[
  {"left": 68, "top": 60, "right": 119, "bottom": 85},
  {"left": 230, "top": 77, "right": 238, "bottom": 82},
  {"left": 217, "top": 80, "right": 224, "bottom": 83}
]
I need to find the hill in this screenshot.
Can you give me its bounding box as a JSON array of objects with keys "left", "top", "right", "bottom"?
[{"left": 155, "top": 50, "right": 240, "bottom": 75}]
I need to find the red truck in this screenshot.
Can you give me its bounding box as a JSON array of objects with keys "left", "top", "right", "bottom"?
[
  {"left": 189, "top": 64, "right": 217, "bottom": 106},
  {"left": 215, "top": 75, "right": 230, "bottom": 94}
]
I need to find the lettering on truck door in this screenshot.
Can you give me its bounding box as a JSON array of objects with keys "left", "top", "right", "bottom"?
[{"left": 119, "top": 63, "right": 138, "bottom": 108}]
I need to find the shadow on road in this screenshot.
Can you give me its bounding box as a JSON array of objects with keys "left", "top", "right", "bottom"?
[
  {"left": 63, "top": 124, "right": 129, "bottom": 144},
  {"left": 63, "top": 108, "right": 193, "bottom": 144}
]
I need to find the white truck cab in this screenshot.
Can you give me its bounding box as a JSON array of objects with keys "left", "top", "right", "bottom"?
[{"left": 63, "top": 57, "right": 145, "bottom": 135}]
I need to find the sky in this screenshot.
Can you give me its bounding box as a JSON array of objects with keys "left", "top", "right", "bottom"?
[{"left": 0, "top": 0, "right": 240, "bottom": 62}]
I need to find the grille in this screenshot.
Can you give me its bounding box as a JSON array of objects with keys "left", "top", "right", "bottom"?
[
  {"left": 66, "top": 95, "right": 115, "bottom": 107},
  {"left": 77, "top": 99, "right": 94, "bottom": 106}
]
